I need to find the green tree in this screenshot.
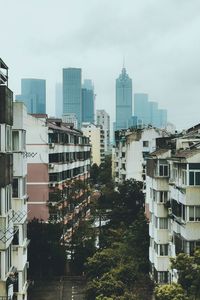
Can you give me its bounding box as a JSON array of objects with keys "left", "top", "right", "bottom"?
[
  {"left": 171, "top": 250, "right": 200, "bottom": 298},
  {"left": 155, "top": 283, "right": 188, "bottom": 300},
  {"left": 90, "top": 163, "right": 99, "bottom": 184}
]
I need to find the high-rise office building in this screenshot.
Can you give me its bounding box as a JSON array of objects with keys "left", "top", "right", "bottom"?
[
  {"left": 134, "top": 93, "right": 151, "bottom": 126},
  {"left": 82, "top": 79, "right": 94, "bottom": 123},
  {"left": 115, "top": 68, "right": 132, "bottom": 131},
  {"left": 16, "top": 78, "right": 46, "bottom": 114},
  {"left": 134, "top": 94, "right": 168, "bottom": 129},
  {"left": 63, "top": 68, "right": 82, "bottom": 128}
]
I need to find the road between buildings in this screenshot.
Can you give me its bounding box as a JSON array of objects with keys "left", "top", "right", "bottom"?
[{"left": 28, "top": 276, "right": 86, "bottom": 300}]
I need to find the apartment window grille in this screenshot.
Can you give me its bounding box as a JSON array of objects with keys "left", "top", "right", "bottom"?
[
  {"left": 155, "top": 217, "right": 168, "bottom": 229},
  {"left": 153, "top": 190, "right": 156, "bottom": 202},
  {"left": 159, "top": 218, "right": 168, "bottom": 229}
]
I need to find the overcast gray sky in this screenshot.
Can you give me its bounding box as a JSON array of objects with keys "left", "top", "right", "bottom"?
[{"left": 1, "top": 0, "right": 200, "bottom": 130}]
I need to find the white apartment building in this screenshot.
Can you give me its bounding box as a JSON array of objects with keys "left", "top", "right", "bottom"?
[
  {"left": 147, "top": 127, "right": 200, "bottom": 284},
  {"left": 82, "top": 123, "right": 105, "bottom": 166},
  {"left": 113, "top": 127, "right": 169, "bottom": 185},
  {"left": 0, "top": 59, "right": 28, "bottom": 300},
  {"left": 96, "top": 110, "right": 110, "bottom": 154}
]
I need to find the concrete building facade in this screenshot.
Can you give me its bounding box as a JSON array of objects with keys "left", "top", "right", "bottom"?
[
  {"left": 82, "top": 123, "right": 105, "bottom": 166},
  {"left": 96, "top": 109, "right": 110, "bottom": 154},
  {"left": 0, "top": 59, "right": 28, "bottom": 300},
  {"left": 146, "top": 127, "right": 200, "bottom": 284}
]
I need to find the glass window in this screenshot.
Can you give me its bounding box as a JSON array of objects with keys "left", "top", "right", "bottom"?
[
  {"left": 196, "top": 207, "right": 200, "bottom": 221},
  {"left": 159, "top": 165, "right": 169, "bottom": 177},
  {"left": 143, "top": 141, "right": 149, "bottom": 147},
  {"left": 189, "top": 207, "right": 195, "bottom": 221},
  {"left": 189, "top": 171, "right": 200, "bottom": 186},
  {"left": 13, "top": 178, "right": 19, "bottom": 198},
  {"left": 159, "top": 218, "right": 168, "bottom": 229},
  {"left": 160, "top": 244, "right": 168, "bottom": 256}
]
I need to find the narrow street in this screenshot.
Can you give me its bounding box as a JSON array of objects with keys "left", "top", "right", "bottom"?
[{"left": 28, "top": 276, "right": 86, "bottom": 300}]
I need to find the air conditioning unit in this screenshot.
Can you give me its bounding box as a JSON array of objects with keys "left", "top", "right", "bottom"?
[
  {"left": 168, "top": 208, "right": 172, "bottom": 215},
  {"left": 49, "top": 163, "right": 54, "bottom": 169},
  {"left": 49, "top": 143, "right": 55, "bottom": 149}
]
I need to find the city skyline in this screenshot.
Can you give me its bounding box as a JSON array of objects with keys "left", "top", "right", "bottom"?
[{"left": 1, "top": 0, "right": 200, "bottom": 130}]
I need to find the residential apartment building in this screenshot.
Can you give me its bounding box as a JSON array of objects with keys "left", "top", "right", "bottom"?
[
  {"left": 96, "top": 110, "right": 110, "bottom": 154},
  {"left": 113, "top": 127, "right": 169, "bottom": 186},
  {"left": 0, "top": 59, "right": 28, "bottom": 300},
  {"left": 16, "top": 79, "right": 46, "bottom": 114},
  {"left": 25, "top": 115, "right": 91, "bottom": 223},
  {"left": 82, "top": 123, "right": 105, "bottom": 166},
  {"left": 146, "top": 127, "right": 200, "bottom": 284}
]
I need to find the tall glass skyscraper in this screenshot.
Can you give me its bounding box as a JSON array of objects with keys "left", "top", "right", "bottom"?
[
  {"left": 16, "top": 79, "right": 46, "bottom": 114},
  {"left": 134, "top": 93, "right": 150, "bottom": 125},
  {"left": 115, "top": 68, "right": 132, "bottom": 130},
  {"left": 82, "top": 79, "right": 94, "bottom": 123},
  {"left": 63, "top": 68, "right": 82, "bottom": 128},
  {"left": 134, "top": 94, "right": 168, "bottom": 128}
]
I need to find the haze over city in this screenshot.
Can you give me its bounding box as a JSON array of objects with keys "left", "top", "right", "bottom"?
[{"left": 1, "top": 0, "right": 200, "bottom": 130}]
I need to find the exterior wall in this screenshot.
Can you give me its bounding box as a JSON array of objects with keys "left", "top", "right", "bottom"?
[
  {"left": 82, "top": 123, "right": 105, "bottom": 166},
  {"left": 0, "top": 62, "right": 28, "bottom": 300},
  {"left": 25, "top": 114, "right": 49, "bottom": 221},
  {"left": 12, "top": 102, "right": 28, "bottom": 300},
  {"left": 114, "top": 127, "right": 167, "bottom": 185},
  {"left": 96, "top": 109, "right": 110, "bottom": 154}
]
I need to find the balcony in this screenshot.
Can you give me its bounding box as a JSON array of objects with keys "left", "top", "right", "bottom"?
[{"left": 0, "top": 153, "right": 13, "bottom": 187}]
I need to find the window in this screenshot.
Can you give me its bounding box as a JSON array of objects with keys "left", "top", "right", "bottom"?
[
  {"left": 189, "top": 206, "right": 200, "bottom": 221},
  {"left": 182, "top": 169, "right": 187, "bottom": 185},
  {"left": 143, "top": 141, "right": 149, "bottom": 147},
  {"left": 160, "top": 244, "right": 168, "bottom": 256},
  {"left": 160, "top": 218, "right": 168, "bottom": 229},
  {"left": 12, "top": 131, "right": 19, "bottom": 151},
  {"left": 189, "top": 171, "right": 200, "bottom": 186},
  {"left": 13, "top": 178, "right": 19, "bottom": 197},
  {"left": 158, "top": 272, "right": 169, "bottom": 284},
  {"left": 158, "top": 164, "right": 169, "bottom": 177},
  {"left": 158, "top": 191, "right": 168, "bottom": 203}
]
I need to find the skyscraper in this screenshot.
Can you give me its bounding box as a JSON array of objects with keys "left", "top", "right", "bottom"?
[
  {"left": 16, "top": 78, "right": 46, "bottom": 114},
  {"left": 134, "top": 93, "right": 150, "bottom": 126},
  {"left": 82, "top": 79, "right": 94, "bottom": 123},
  {"left": 115, "top": 68, "right": 132, "bottom": 131},
  {"left": 63, "top": 68, "right": 82, "bottom": 128}
]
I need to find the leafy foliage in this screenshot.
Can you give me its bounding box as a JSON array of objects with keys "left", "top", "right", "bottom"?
[
  {"left": 85, "top": 179, "right": 153, "bottom": 299},
  {"left": 170, "top": 249, "right": 200, "bottom": 298},
  {"left": 155, "top": 283, "right": 188, "bottom": 300}
]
